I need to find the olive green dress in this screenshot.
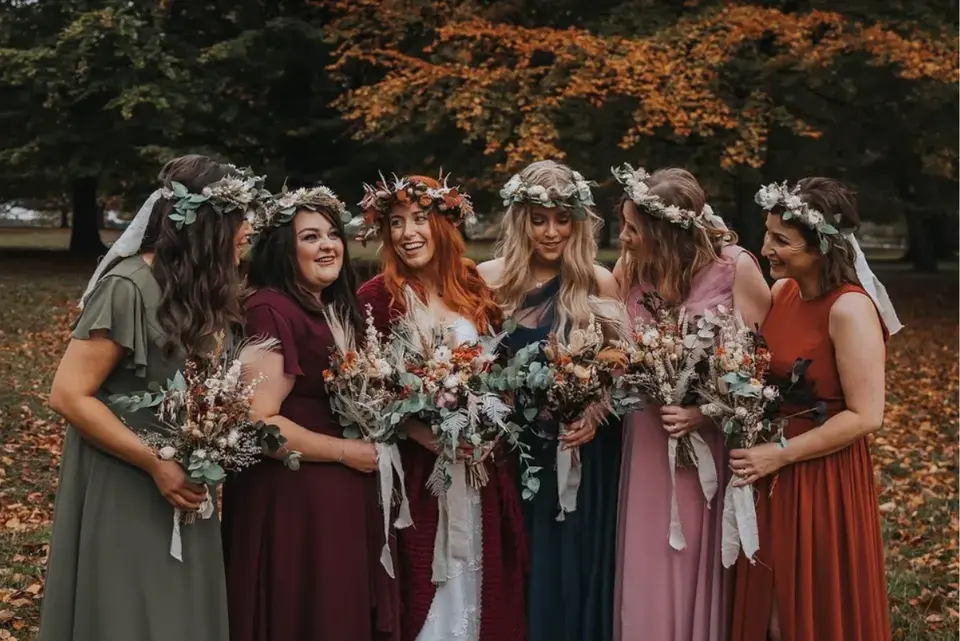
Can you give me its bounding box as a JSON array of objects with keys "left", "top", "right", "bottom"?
[{"left": 38, "top": 256, "right": 228, "bottom": 641}]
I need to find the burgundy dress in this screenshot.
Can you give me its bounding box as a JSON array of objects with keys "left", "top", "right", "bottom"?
[
  {"left": 221, "top": 288, "right": 400, "bottom": 641},
  {"left": 356, "top": 275, "right": 528, "bottom": 641}
]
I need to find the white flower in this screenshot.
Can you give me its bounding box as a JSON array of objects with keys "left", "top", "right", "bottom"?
[
  {"left": 762, "top": 386, "right": 778, "bottom": 401},
  {"left": 226, "top": 430, "right": 240, "bottom": 447},
  {"left": 433, "top": 346, "right": 452, "bottom": 363},
  {"left": 806, "top": 210, "right": 825, "bottom": 226},
  {"left": 377, "top": 361, "right": 393, "bottom": 377},
  {"left": 193, "top": 448, "right": 208, "bottom": 460},
  {"left": 499, "top": 175, "right": 522, "bottom": 201},
  {"left": 159, "top": 446, "right": 177, "bottom": 460},
  {"left": 735, "top": 407, "right": 749, "bottom": 419},
  {"left": 443, "top": 375, "right": 460, "bottom": 390},
  {"left": 784, "top": 194, "right": 804, "bottom": 211},
  {"left": 217, "top": 438, "right": 228, "bottom": 449},
  {"left": 527, "top": 185, "right": 547, "bottom": 200},
  {"left": 755, "top": 184, "right": 782, "bottom": 210},
  {"left": 641, "top": 329, "right": 659, "bottom": 346}
]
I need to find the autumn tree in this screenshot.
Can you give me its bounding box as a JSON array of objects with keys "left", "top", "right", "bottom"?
[{"left": 328, "top": 0, "right": 957, "bottom": 258}]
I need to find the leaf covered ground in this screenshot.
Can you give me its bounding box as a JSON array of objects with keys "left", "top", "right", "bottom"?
[{"left": 0, "top": 253, "right": 955, "bottom": 640}]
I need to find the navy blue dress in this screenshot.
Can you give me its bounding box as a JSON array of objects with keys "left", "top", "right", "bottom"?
[{"left": 503, "top": 277, "right": 622, "bottom": 641}]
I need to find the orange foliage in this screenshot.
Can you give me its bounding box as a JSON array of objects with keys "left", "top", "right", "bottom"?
[{"left": 328, "top": 3, "right": 958, "bottom": 173}]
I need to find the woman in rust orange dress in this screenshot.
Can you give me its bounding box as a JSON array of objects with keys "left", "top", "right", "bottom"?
[{"left": 729, "top": 178, "right": 900, "bottom": 641}]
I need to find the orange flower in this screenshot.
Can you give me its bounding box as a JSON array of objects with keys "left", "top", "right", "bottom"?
[
  {"left": 418, "top": 194, "right": 433, "bottom": 208},
  {"left": 396, "top": 190, "right": 410, "bottom": 203}
]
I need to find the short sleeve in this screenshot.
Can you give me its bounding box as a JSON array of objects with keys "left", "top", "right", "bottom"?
[
  {"left": 245, "top": 303, "right": 304, "bottom": 377},
  {"left": 72, "top": 275, "right": 150, "bottom": 378}
]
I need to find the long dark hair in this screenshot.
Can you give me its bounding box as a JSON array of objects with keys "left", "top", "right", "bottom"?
[
  {"left": 248, "top": 206, "right": 362, "bottom": 331},
  {"left": 139, "top": 155, "right": 247, "bottom": 357}
]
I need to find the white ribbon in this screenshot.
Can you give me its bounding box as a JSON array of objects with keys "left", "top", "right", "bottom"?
[
  {"left": 376, "top": 443, "right": 413, "bottom": 578},
  {"left": 80, "top": 190, "right": 162, "bottom": 309},
  {"left": 666, "top": 432, "right": 718, "bottom": 551},
  {"left": 721, "top": 480, "right": 759, "bottom": 568},
  {"left": 844, "top": 233, "right": 902, "bottom": 335},
  {"left": 556, "top": 442, "right": 582, "bottom": 522},
  {"left": 431, "top": 461, "right": 471, "bottom": 584},
  {"left": 169, "top": 493, "right": 215, "bottom": 562}
]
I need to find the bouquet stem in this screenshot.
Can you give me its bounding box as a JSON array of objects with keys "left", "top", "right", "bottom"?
[
  {"left": 676, "top": 436, "right": 699, "bottom": 468},
  {"left": 466, "top": 461, "right": 489, "bottom": 490}
]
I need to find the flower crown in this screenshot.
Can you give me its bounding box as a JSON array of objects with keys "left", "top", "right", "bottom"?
[
  {"left": 611, "top": 164, "right": 707, "bottom": 230},
  {"left": 499, "top": 170, "right": 597, "bottom": 220},
  {"left": 754, "top": 181, "right": 841, "bottom": 254},
  {"left": 160, "top": 165, "right": 270, "bottom": 230},
  {"left": 252, "top": 184, "right": 349, "bottom": 239},
  {"left": 353, "top": 173, "right": 475, "bottom": 245}
]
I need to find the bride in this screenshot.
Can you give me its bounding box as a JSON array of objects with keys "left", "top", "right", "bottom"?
[{"left": 356, "top": 173, "right": 527, "bottom": 641}]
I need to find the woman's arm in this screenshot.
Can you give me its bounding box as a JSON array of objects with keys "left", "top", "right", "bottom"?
[
  {"left": 732, "top": 251, "right": 772, "bottom": 329},
  {"left": 248, "top": 351, "right": 377, "bottom": 472},
  {"left": 730, "top": 292, "right": 886, "bottom": 483},
  {"left": 48, "top": 333, "right": 206, "bottom": 510},
  {"left": 50, "top": 335, "right": 157, "bottom": 471}
]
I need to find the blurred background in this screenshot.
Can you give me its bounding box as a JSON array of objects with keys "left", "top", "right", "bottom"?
[{"left": 0, "top": 2, "right": 956, "bottom": 640}]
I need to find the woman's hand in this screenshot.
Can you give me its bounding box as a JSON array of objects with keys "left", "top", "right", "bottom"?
[
  {"left": 341, "top": 440, "right": 379, "bottom": 473},
  {"left": 149, "top": 459, "right": 207, "bottom": 511},
  {"left": 660, "top": 405, "right": 707, "bottom": 438},
  {"left": 729, "top": 442, "right": 787, "bottom": 486},
  {"left": 559, "top": 410, "right": 598, "bottom": 450}
]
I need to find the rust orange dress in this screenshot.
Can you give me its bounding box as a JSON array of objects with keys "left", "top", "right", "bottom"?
[{"left": 731, "top": 280, "right": 891, "bottom": 641}]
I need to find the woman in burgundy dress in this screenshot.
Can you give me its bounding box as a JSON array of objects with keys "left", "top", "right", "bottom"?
[
  {"left": 221, "top": 186, "right": 400, "bottom": 641},
  {"left": 354, "top": 174, "right": 527, "bottom": 641}
]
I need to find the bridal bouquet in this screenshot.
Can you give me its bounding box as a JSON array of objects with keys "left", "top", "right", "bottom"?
[
  {"left": 385, "top": 294, "right": 522, "bottom": 494},
  {"left": 322, "top": 304, "right": 412, "bottom": 578},
  {"left": 609, "top": 292, "right": 719, "bottom": 550},
  {"left": 109, "top": 337, "right": 298, "bottom": 561},
  {"left": 696, "top": 307, "right": 781, "bottom": 567}
]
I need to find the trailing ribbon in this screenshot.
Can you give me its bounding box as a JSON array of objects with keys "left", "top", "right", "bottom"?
[
  {"left": 431, "top": 460, "right": 472, "bottom": 584},
  {"left": 667, "top": 432, "right": 718, "bottom": 551},
  {"left": 376, "top": 442, "right": 413, "bottom": 578},
  {"left": 721, "top": 480, "right": 759, "bottom": 568},
  {"left": 169, "top": 493, "right": 215, "bottom": 562},
  {"left": 556, "top": 442, "right": 582, "bottom": 522}
]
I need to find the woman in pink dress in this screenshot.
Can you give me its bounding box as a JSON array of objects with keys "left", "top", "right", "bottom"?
[{"left": 611, "top": 166, "right": 771, "bottom": 641}]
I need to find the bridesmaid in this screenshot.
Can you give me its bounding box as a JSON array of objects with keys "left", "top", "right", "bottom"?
[
  {"left": 477, "top": 159, "right": 623, "bottom": 641},
  {"left": 611, "top": 166, "right": 771, "bottom": 641},
  {"left": 730, "top": 178, "right": 894, "bottom": 641},
  {"left": 222, "top": 186, "right": 399, "bottom": 641},
  {"left": 41, "top": 155, "right": 260, "bottom": 641},
  {"left": 355, "top": 174, "right": 526, "bottom": 641}
]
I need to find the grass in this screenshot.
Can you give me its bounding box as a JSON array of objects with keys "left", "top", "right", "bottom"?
[{"left": 0, "top": 253, "right": 955, "bottom": 640}]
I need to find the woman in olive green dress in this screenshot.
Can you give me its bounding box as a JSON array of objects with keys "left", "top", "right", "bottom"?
[{"left": 39, "top": 155, "right": 261, "bottom": 641}]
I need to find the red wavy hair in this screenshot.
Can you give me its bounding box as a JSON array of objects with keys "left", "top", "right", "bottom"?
[{"left": 380, "top": 176, "right": 502, "bottom": 334}]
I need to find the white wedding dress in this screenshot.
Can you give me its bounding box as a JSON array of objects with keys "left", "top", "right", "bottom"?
[{"left": 416, "top": 316, "right": 483, "bottom": 641}]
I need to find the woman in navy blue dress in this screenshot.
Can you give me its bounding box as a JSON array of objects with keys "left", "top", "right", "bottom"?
[{"left": 478, "top": 160, "right": 623, "bottom": 641}]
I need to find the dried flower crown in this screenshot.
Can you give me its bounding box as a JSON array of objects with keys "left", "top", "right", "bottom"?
[
  {"left": 160, "top": 165, "right": 270, "bottom": 230},
  {"left": 499, "top": 170, "right": 597, "bottom": 220},
  {"left": 353, "top": 173, "right": 476, "bottom": 245},
  {"left": 754, "top": 181, "right": 841, "bottom": 254},
  {"left": 612, "top": 164, "right": 708, "bottom": 230},
  {"left": 252, "top": 184, "right": 349, "bottom": 238}
]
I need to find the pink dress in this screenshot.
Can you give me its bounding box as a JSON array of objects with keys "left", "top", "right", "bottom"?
[{"left": 615, "top": 245, "right": 750, "bottom": 641}]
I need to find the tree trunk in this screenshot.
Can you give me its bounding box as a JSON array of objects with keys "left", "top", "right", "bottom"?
[
  {"left": 904, "top": 211, "right": 939, "bottom": 273},
  {"left": 598, "top": 208, "right": 613, "bottom": 249},
  {"left": 69, "top": 176, "right": 106, "bottom": 254}
]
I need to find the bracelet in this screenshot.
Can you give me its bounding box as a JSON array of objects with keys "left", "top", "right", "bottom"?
[{"left": 337, "top": 443, "right": 345, "bottom": 463}]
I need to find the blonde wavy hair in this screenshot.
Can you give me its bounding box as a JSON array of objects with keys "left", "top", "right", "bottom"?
[
  {"left": 493, "top": 160, "right": 611, "bottom": 340},
  {"left": 619, "top": 168, "right": 737, "bottom": 304}
]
